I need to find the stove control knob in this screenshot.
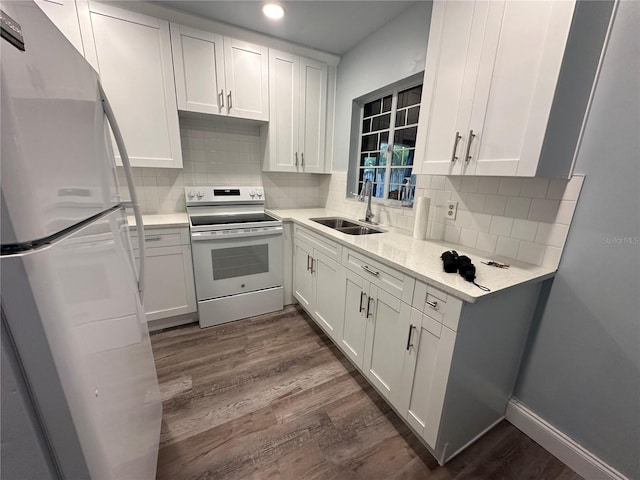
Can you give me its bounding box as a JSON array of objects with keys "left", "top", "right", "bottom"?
[
  {"left": 196, "top": 189, "right": 204, "bottom": 199},
  {"left": 249, "top": 189, "right": 256, "bottom": 198},
  {"left": 256, "top": 188, "right": 263, "bottom": 198},
  {"left": 187, "top": 189, "right": 196, "bottom": 199}
]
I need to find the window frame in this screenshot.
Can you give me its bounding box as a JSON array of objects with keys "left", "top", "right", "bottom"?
[{"left": 352, "top": 78, "right": 423, "bottom": 205}]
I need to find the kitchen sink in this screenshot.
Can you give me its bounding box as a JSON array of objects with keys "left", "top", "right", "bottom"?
[{"left": 310, "top": 217, "right": 384, "bottom": 235}]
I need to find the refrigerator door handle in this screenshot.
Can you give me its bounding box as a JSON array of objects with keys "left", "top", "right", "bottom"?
[{"left": 98, "top": 82, "right": 146, "bottom": 302}]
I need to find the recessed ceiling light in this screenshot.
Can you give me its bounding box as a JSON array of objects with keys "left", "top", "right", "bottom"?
[{"left": 262, "top": 3, "right": 284, "bottom": 20}]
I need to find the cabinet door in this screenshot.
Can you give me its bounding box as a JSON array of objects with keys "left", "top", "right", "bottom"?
[
  {"left": 298, "top": 57, "right": 327, "bottom": 173},
  {"left": 170, "top": 23, "right": 225, "bottom": 115},
  {"left": 398, "top": 309, "right": 442, "bottom": 447},
  {"left": 341, "top": 270, "right": 368, "bottom": 369},
  {"left": 415, "top": 1, "right": 481, "bottom": 175},
  {"left": 312, "top": 250, "right": 345, "bottom": 343},
  {"left": 363, "top": 285, "right": 411, "bottom": 400},
  {"left": 293, "top": 240, "right": 314, "bottom": 310},
  {"left": 136, "top": 245, "right": 197, "bottom": 321},
  {"left": 468, "top": 0, "right": 575, "bottom": 176},
  {"left": 83, "top": 2, "right": 183, "bottom": 168},
  {"left": 223, "top": 38, "right": 269, "bottom": 121},
  {"left": 35, "top": 0, "right": 84, "bottom": 56},
  {"left": 267, "top": 50, "right": 299, "bottom": 172}
]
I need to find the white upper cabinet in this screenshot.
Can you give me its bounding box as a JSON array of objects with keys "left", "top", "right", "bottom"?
[
  {"left": 170, "top": 24, "right": 225, "bottom": 115},
  {"left": 264, "top": 50, "right": 329, "bottom": 173},
  {"left": 81, "top": 2, "right": 182, "bottom": 168},
  {"left": 415, "top": 0, "right": 611, "bottom": 178},
  {"left": 35, "top": 0, "right": 85, "bottom": 56},
  {"left": 170, "top": 24, "right": 269, "bottom": 121}
]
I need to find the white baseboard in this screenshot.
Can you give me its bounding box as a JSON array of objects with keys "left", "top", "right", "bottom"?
[{"left": 506, "top": 399, "right": 629, "bottom": 480}]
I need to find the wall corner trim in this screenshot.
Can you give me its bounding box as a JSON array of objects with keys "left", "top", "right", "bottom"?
[{"left": 505, "top": 399, "right": 630, "bottom": 480}]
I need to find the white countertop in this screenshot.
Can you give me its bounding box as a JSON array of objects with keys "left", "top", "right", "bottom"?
[
  {"left": 267, "top": 208, "right": 556, "bottom": 303},
  {"left": 127, "top": 213, "right": 189, "bottom": 229}
]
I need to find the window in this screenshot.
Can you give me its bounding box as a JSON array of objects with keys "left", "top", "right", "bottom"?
[{"left": 357, "top": 84, "right": 422, "bottom": 201}]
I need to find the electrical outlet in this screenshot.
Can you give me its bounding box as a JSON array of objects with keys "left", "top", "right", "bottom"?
[{"left": 446, "top": 201, "right": 458, "bottom": 220}]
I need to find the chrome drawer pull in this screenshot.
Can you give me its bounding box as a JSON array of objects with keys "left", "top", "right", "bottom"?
[
  {"left": 465, "top": 130, "right": 476, "bottom": 162},
  {"left": 451, "top": 131, "right": 462, "bottom": 162},
  {"left": 310, "top": 257, "right": 315, "bottom": 274},
  {"left": 366, "top": 297, "right": 374, "bottom": 318},
  {"left": 359, "top": 291, "right": 367, "bottom": 313},
  {"left": 306, "top": 254, "right": 311, "bottom": 271},
  {"left": 145, "top": 236, "right": 162, "bottom": 242},
  {"left": 361, "top": 265, "right": 380, "bottom": 277},
  {"left": 426, "top": 300, "right": 438, "bottom": 310}
]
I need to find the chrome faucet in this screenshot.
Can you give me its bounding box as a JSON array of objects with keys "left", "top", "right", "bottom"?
[{"left": 359, "top": 179, "right": 376, "bottom": 224}]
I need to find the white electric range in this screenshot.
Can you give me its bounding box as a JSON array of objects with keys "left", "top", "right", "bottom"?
[{"left": 185, "top": 186, "right": 283, "bottom": 328}]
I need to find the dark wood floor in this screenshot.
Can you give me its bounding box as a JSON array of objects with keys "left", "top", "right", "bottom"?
[{"left": 151, "top": 305, "right": 581, "bottom": 480}]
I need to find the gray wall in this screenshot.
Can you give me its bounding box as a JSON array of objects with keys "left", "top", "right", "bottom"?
[
  {"left": 513, "top": 2, "right": 640, "bottom": 478},
  {"left": 332, "top": 2, "right": 432, "bottom": 171}
]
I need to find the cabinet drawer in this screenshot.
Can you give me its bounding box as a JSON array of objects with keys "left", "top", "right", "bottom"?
[
  {"left": 130, "top": 228, "right": 187, "bottom": 249},
  {"left": 344, "top": 249, "right": 414, "bottom": 304},
  {"left": 413, "top": 281, "right": 464, "bottom": 331},
  {"left": 294, "top": 225, "right": 342, "bottom": 262}
]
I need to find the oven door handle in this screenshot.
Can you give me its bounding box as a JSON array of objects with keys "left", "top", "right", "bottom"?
[{"left": 191, "top": 227, "right": 283, "bottom": 241}]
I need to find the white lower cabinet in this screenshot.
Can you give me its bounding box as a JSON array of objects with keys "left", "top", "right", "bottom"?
[
  {"left": 132, "top": 228, "right": 196, "bottom": 324},
  {"left": 293, "top": 227, "right": 345, "bottom": 343},
  {"left": 290, "top": 223, "right": 544, "bottom": 465}
]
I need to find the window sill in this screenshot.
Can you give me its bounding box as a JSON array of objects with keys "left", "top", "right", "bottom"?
[{"left": 346, "top": 195, "right": 414, "bottom": 209}]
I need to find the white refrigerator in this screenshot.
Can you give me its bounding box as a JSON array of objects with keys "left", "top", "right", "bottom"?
[{"left": 1, "top": 2, "right": 162, "bottom": 479}]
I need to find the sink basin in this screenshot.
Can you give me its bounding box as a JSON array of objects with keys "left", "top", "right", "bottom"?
[
  {"left": 310, "top": 217, "right": 384, "bottom": 235},
  {"left": 337, "top": 226, "right": 384, "bottom": 235},
  {"left": 310, "top": 217, "right": 361, "bottom": 229}
]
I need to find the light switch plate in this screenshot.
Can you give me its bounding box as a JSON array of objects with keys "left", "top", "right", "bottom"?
[{"left": 446, "top": 201, "right": 458, "bottom": 220}]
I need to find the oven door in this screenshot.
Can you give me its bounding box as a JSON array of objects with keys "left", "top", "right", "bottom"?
[{"left": 190, "top": 227, "right": 283, "bottom": 301}]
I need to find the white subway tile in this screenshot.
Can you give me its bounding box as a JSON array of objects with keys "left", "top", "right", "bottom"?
[
  {"left": 511, "top": 219, "right": 538, "bottom": 242},
  {"left": 435, "top": 189, "right": 452, "bottom": 206},
  {"left": 498, "top": 178, "right": 523, "bottom": 196},
  {"left": 465, "top": 193, "right": 486, "bottom": 213},
  {"left": 475, "top": 232, "right": 498, "bottom": 253},
  {"left": 477, "top": 177, "right": 500, "bottom": 194},
  {"left": 471, "top": 213, "right": 492, "bottom": 232},
  {"left": 529, "top": 198, "right": 561, "bottom": 222},
  {"left": 520, "top": 177, "right": 549, "bottom": 198},
  {"left": 444, "top": 225, "right": 461, "bottom": 244},
  {"left": 430, "top": 222, "right": 446, "bottom": 240},
  {"left": 504, "top": 196, "right": 532, "bottom": 219},
  {"left": 517, "top": 241, "right": 546, "bottom": 265},
  {"left": 459, "top": 228, "right": 478, "bottom": 248},
  {"left": 445, "top": 176, "right": 462, "bottom": 190},
  {"left": 495, "top": 236, "right": 520, "bottom": 259},
  {"left": 431, "top": 176, "right": 446, "bottom": 190},
  {"left": 483, "top": 194, "right": 507, "bottom": 215},
  {"left": 546, "top": 178, "right": 568, "bottom": 200},
  {"left": 461, "top": 176, "right": 480, "bottom": 193},
  {"left": 455, "top": 210, "right": 474, "bottom": 229},
  {"left": 535, "top": 223, "right": 569, "bottom": 248},
  {"left": 489, "top": 216, "right": 514, "bottom": 236},
  {"left": 543, "top": 246, "right": 563, "bottom": 269}
]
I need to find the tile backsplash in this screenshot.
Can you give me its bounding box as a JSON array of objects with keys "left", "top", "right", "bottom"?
[
  {"left": 117, "top": 116, "right": 329, "bottom": 212},
  {"left": 325, "top": 171, "right": 584, "bottom": 269}
]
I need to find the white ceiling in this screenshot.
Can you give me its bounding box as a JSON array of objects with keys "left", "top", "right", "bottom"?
[{"left": 153, "top": 1, "right": 417, "bottom": 55}]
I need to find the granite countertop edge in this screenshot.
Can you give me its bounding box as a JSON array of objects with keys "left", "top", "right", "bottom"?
[{"left": 267, "top": 207, "right": 557, "bottom": 304}]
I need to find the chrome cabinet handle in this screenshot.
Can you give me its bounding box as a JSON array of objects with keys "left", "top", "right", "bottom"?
[
  {"left": 310, "top": 257, "right": 315, "bottom": 274},
  {"left": 219, "top": 89, "right": 224, "bottom": 108},
  {"left": 295, "top": 152, "right": 299, "bottom": 167},
  {"left": 451, "top": 132, "right": 462, "bottom": 162},
  {"left": 359, "top": 291, "right": 367, "bottom": 313},
  {"left": 465, "top": 130, "right": 476, "bottom": 162},
  {"left": 426, "top": 300, "right": 438, "bottom": 310},
  {"left": 301, "top": 152, "right": 304, "bottom": 167},
  {"left": 306, "top": 254, "right": 311, "bottom": 271},
  {"left": 406, "top": 324, "right": 416, "bottom": 351},
  {"left": 227, "top": 91, "right": 232, "bottom": 109},
  {"left": 145, "top": 236, "right": 162, "bottom": 242},
  {"left": 361, "top": 265, "right": 380, "bottom": 277},
  {"left": 366, "top": 296, "right": 374, "bottom": 318}
]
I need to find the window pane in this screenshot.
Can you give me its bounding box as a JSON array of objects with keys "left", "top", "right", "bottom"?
[
  {"left": 362, "top": 118, "right": 371, "bottom": 134},
  {"left": 395, "top": 109, "right": 407, "bottom": 127},
  {"left": 363, "top": 99, "right": 381, "bottom": 117},
  {"left": 393, "top": 126, "right": 417, "bottom": 148},
  {"left": 406, "top": 106, "right": 420, "bottom": 125},
  {"left": 390, "top": 167, "right": 413, "bottom": 181},
  {"left": 388, "top": 184, "right": 401, "bottom": 200},
  {"left": 371, "top": 113, "right": 391, "bottom": 131},
  {"left": 379, "top": 132, "right": 389, "bottom": 148},
  {"left": 360, "top": 153, "right": 380, "bottom": 167},
  {"left": 392, "top": 146, "right": 414, "bottom": 166},
  {"left": 361, "top": 133, "right": 378, "bottom": 152},
  {"left": 357, "top": 181, "right": 385, "bottom": 198},
  {"left": 382, "top": 95, "right": 392, "bottom": 112},
  {"left": 359, "top": 167, "right": 385, "bottom": 183},
  {"left": 397, "top": 85, "right": 422, "bottom": 109}
]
